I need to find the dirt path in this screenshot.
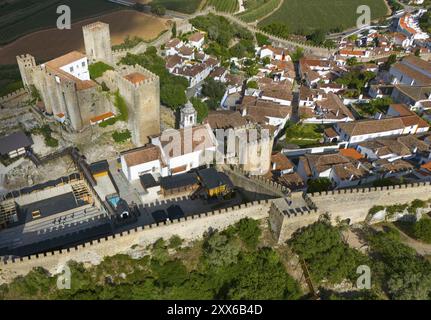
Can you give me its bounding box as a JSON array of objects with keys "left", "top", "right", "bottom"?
[{"left": 397, "top": 227, "right": 431, "bottom": 256}]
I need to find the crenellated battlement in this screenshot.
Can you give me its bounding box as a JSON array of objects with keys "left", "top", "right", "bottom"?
[
  {"left": 1, "top": 199, "right": 271, "bottom": 267},
  {"left": 116, "top": 64, "right": 159, "bottom": 89},
  {"left": 308, "top": 181, "right": 431, "bottom": 198}
]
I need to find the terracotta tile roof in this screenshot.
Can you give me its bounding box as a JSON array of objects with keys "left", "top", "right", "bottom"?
[
  {"left": 358, "top": 139, "right": 411, "bottom": 157},
  {"left": 305, "top": 152, "right": 351, "bottom": 174},
  {"left": 399, "top": 15, "right": 418, "bottom": 35},
  {"left": 159, "top": 124, "right": 216, "bottom": 157},
  {"left": 394, "top": 84, "right": 431, "bottom": 101},
  {"left": 166, "top": 38, "right": 181, "bottom": 48},
  {"left": 204, "top": 110, "right": 248, "bottom": 129},
  {"left": 122, "top": 144, "right": 161, "bottom": 167},
  {"left": 397, "top": 135, "right": 430, "bottom": 152},
  {"left": 339, "top": 49, "right": 367, "bottom": 56},
  {"left": 178, "top": 46, "right": 194, "bottom": 56},
  {"left": 421, "top": 161, "right": 431, "bottom": 171},
  {"left": 298, "top": 156, "right": 313, "bottom": 177},
  {"left": 45, "top": 51, "right": 86, "bottom": 69},
  {"left": 271, "top": 152, "right": 294, "bottom": 171},
  {"left": 332, "top": 161, "right": 368, "bottom": 181},
  {"left": 389, "top": 104, "right": 415, "bottom": 117},
  {"left": 45, "top": 64, "right": 96, "bottom": 91},
  {"left": 90, "top": 112, "right": 115, "bottom": 124},
  {"left": 339, "top": 148, "right": 364, "bottom": 160},
  {"left": 262, "top": 45, "right": 287, "bottom": 56},
  {"left": 188, "top": 32, "right": 204, "bottom": 42},
  {"left": 240, "top": 97, "right": 291, "bottom": 124},
  {"left": 209, "top": 66, "right": 226, "bottom": 78},
  {"left": 166, "top": 54, "right": 184, "bottom": 69},
  {"left": 337, "top": 115, "right": 428, "bottom": 137},
  {"left": 260, "top": 80, "right": 293, "bottom": 102},
  {"left": 315, "top": 92, "right": 354, "bottom": 120},
  {"left": 375, "top": 158, "right": 414, "bottom": 173},
  {"left": 124, "top": 72, "right": 147, "bottom": 84},
  {"left": 391, "top": 63, "right": 431, "bottom": 85},
  {"left": 278, "top": 172, "right": 304, "bottom": 190},
  {"left": 324, "top": 127, "right": 339, "bottom": 138}
]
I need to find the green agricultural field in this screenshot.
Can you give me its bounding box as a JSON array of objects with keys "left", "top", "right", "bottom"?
[
  {"left": 259, "top": 0, "right": 389, "bottom": 35},
  {"left": 151, "top": 0, "right": 202, "bottom": 14},
  {"left": 237, "top": 0, "right": 281, "bottom": 23},
  {"left": 207, "top": 0, "right": 239, "bottom": 12},
  {"left": 0, "top": 0, "right": 121, "bottom": 45}
]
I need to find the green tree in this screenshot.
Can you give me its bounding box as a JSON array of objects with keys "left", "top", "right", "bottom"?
[
  {"left": 289, "top": 221, "right": 367, "bottom": 284},
  {"left": 203, "top": 233, "right": 240, "bottom": 267},
  {"left": 151, "top": 4, "right": 166, "bottom": 16},
  {"left": 190, "top": 97, "right": 209, "bottom": 123},
  {"left": 261, "top": 23, "right": 289, "bottom": 38},
  {"left": 246, "top": 80, "right": 258, "bottom": 89},
  {"left": 413, "top": 219, "right": 431, "bottom": 243},
  {"left": 382, "top": 54, "right": 397, "bottom": 71},
  {"left": 234, "top": 218, "right": 261, "bottom": 249},
  {"left": 226, "top": 248, "right": 302, "bottom": 300},
  {"left": 172, "top": 22, "right": 177, "bottom": 38},
  {"left": 307, "top": 178, "right": 332, "bottom": 193},
  {"left": 201, "top": 78, "right": 226, "bottom": 108},
  {"left": 256, "top": 33, "right": 270, "bottom": 46},
  {"left": 309, "top": 29, "right": 326, "bottom": 45},
  {"left": 290, "top": 47, "right": 304, "bottom": 63}
]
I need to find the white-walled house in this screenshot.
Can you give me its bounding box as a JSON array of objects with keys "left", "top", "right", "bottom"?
[
  {"left": 121, "top": 125, "right": 218, "bottom": 181},
  {"left": 259, "top": 45, "right": 290, "bottom": 61},
  {"left": 390, "top": 55, "right": 431, "bottom": 86},
  {"left": 334, "top": 114, "right": 430, "bottom": 144},
  {"left": 151, "top": 124, "right": 217, "bottom": 176},
  {"left": 187, "top": 32, "right": 205, "bottom": 49},
  {"left": 165, "top": 38, "right": 184, "bottom": 56},
  {"left": 43, "top": 51, "right": 90, "bottom": 81},
  {"left": 120, "top": 144, "right": 164, "bottom": 181}
]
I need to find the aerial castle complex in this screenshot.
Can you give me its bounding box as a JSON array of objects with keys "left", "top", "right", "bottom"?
[{"left": 16, "top": 22, "right": 160, "bottom": 146}]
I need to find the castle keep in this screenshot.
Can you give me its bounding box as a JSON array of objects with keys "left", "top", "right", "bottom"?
[
  {"left": 16, "top": 21, "right": 160, "bottom": 145},
  {"left": 82, "top": 22, "right": 114, "bottom": 65}
]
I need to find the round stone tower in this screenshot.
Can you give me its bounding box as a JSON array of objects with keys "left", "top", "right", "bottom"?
[{"left": 180, "top": 101, "right": 197, "bottom": 128}]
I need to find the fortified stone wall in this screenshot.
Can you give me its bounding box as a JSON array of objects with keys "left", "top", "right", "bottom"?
[
  {"left": 0, "top": 200, "right": 271, "bottom": 284},
  {"left": 271, "top": 182, "right": 431, "bottom": 244},
  {"left": 220, "top": 165, "right": 289, "bottom": 200}
]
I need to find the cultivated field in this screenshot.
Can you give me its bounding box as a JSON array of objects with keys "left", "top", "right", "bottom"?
[
  {"left": 237, "top": 0, "right": 281, "bottom": 23},
  {"left": 206, "top": 0, "right": 239, "bottom": 13},
  {"left": 259, "top": 0, "right": 390, "bottom": 34},
  {"left": 150, "top": 0, "right": 202, "bottom": 13},
  {"left": 0, "top": 10, "right": 169, "bottom": 65},
  {"left": 0, "top": 0, "right": 121, "bottom": 45}
]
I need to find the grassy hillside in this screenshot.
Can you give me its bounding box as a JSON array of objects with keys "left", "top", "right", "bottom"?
[{"left": 259, "top": 0, "right": 389, "bottom": 35}]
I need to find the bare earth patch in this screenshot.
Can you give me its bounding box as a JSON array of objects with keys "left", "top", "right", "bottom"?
[{"left": 0, "top": 10, "right": 169, "bottom": 64}]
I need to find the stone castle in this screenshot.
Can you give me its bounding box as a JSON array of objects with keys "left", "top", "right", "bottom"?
[{"left": 16, "top": 22, "right": 160, "bottom": 146}]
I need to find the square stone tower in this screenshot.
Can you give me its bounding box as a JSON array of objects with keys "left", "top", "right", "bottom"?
[
  {"left": 16, "top": 54, "right": 36, "bottom": 89},
  {"left": 82, "top": 22, "right": 114, "bottom": 65},
  {"left": 117, "top": 65, "right": 161, "bottom": 147}
]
